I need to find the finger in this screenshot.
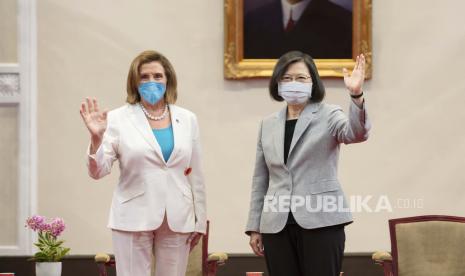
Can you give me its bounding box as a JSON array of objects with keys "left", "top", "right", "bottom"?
[
  {"left": 249, "top": 240, "right": 258, "bottom": 253},
  {"left": 86, "top": 97, "right": 94, "bottom": 113},
  {"left": 80, "top": 102, "right": 87, "bottom": 115},
  {"left": 187, "top": 233, "right": 199, "bottom": 244},
  {"left": 255, "top": 243, "right": 264, "bottom": 256},
  {"left": 355, "top": 55, "right": 360, "bottom": 71},
  {"left": 250, "top": 243, "right": 260, "bottom": 256},
  {"left": 80, "top": 103, "right": 90, "bottom": 123},
  {"left": 79, "top": 108, "right": 86, "bottom": 121},
  {"left": 342, "top": 68, "right": 349, "bottom": 79},
  {"left": 102, "top": 110, "right": 108, "bottom": 121},
  {"left": 190, "top": 239, "right": 199, "bottom": 252},
  {"left": 257, "top": 238, "right": 265, "bottom": 255},
  {"left": 358, "top": 54, "right": 363, "bottom": 70},
  {"left": 186, "top": 233, "right": 193, "bottom": 244},
  {"left": 93, "top": 98, "right": 99, "bottom": 113},
  {"left": 361, "top": 54, "right": 366, "bottom": 72},
  {"left": 250, "top": 239, "right": 263, "bottom": 256},
  {"left": 359, "top": 54, "right": 366, "bottom": 79},
  {"left": 188, "top": 235, "right": 200, "bottom": 250}
]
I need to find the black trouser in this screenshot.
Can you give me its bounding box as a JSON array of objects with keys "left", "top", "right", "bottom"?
[{"left": 261, "top": 224, "right": 345, "bottom": 276}]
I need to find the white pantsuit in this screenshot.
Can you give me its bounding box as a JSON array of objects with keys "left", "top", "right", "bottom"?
[
  {"left": 87, "top": 103, "right": 207, "bottom": 276},
  {"left": 112, "top": 216, "right": 190, "bottom": 276}
]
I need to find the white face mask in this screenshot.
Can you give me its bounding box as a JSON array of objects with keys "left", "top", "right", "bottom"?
[{"left": 278, "top": 81, "right": 313, "bottom": 104}]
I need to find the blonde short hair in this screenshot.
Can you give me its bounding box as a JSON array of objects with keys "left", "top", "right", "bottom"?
[{"left": 126, "top": 50, "right": 178, "bottom": 104}]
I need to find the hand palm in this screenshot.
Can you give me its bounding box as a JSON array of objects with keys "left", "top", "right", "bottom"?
[
  {"left": 84, "top": 111, "right": 107, "bottom": 137},
  {"left": 343, "top": 54, "right": 366, "bottom": 94},
  {"left": 80, "top": 98, "right": 107, "bottom": 138}
]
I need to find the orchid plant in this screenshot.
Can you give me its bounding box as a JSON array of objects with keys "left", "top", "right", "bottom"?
[{"left": 25, "top": 215, "right": 70, "bottom": 262}]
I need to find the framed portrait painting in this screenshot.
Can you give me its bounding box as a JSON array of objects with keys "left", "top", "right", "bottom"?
[{"left": 224, "top": 0, "right": 372, "bottom": 79}]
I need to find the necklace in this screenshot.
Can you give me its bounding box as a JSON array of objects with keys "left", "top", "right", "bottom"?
[{"left": 139, "top": 103, "right": 169, "bottom": 121}]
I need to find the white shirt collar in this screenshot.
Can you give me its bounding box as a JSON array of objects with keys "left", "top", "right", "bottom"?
[{"left": 281, "top": 0, "right": 311, "bottom": 28}]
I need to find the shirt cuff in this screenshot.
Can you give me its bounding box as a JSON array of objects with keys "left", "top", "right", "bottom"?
[
  {"left": 351, "top": 97, "right": 365, "bottom": 110},
  {"left": 87, "top": 142, "right": 105, "bottom": 162}
]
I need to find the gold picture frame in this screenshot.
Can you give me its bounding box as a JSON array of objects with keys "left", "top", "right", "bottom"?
[{"left": 224, "top": 0, "right": 372, "bottom": 79}]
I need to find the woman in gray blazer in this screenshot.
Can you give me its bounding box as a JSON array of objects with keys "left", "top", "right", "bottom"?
[{"left": 245, "top": 51, "right": 370, "bottom": 276}]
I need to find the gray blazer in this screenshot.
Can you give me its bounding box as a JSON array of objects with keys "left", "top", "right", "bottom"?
[{"left": 245, "top": 100, "right": 371, "bottom": 234}]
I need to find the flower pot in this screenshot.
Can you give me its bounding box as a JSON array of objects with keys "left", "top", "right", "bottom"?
[{"left": 35, "top": 262, "right": 62, "bottom": 276}]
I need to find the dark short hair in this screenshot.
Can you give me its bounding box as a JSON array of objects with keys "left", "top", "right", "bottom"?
[
  {"left": 126, "top": 50, "right": 178, "bottom": 104},
  {"left": 269, "top": 51, "right": 325, "bottom": 103}
]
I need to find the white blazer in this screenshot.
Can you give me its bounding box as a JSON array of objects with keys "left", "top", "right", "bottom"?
[{"left": 87, "top": 103, "right": 207, "bottom": 234}]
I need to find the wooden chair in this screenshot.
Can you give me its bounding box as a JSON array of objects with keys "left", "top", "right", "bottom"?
[
  {"left": 372, "top": 215, "right": 465, "bottom": 276},
  {"left": 95, "top": 221, "right": 227, "bottom": 276}
]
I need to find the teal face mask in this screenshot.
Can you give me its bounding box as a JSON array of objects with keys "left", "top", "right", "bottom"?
[{"left": 138, "top": 81, "right": 166, "bottom": 105}]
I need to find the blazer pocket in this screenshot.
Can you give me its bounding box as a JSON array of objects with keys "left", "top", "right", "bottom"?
[
  {"left": 117, "top": 182, "right": 146, "bottom": 203},
  {"left": 309, "top": 180, "right": 340, "bottom": 195}
]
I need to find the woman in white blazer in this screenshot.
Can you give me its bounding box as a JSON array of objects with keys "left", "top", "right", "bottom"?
[{"left": 79, "top": 50, "right": 207, "bottom": 276}]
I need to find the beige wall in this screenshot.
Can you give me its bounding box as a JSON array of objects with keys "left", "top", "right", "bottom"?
[
  {"left": 0, "top": 106, "right": 18, "bottom": 245},
  {"left": 37, "top": 0, "right": 465, "bottom": 254},
  {"left": 0, "top": 0, "right": 19, "bottom": 247},
  {"left": 0, "top": 0, "right": 17, "bottom": 62}
]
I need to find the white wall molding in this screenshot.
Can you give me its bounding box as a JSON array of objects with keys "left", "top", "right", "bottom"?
[
  {"left": 0, "top": 63, "right": 20, "bottom": 73},
  {"left": 0, "top": 0, "right": 37, "bottom": 255},
  {"left": 0, "top": 65, "right": 21, "bottom": 103},
  {"left": 0, "top": 73, "right": 20, "bottom": 96}
]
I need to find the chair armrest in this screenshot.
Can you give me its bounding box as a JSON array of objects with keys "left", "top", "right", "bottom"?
[
  {"left": 372, "top": 251, "right": 392, "bottom": 263},
  {"left": 95, "top": 253, "right": 111, "bottom": 263},
  {"left": 95, "top": 253, "right": 114, "bottom": 276},
  {"left": 372, "top": 251, "right": 393, "bottom": 276},
  {"left": 206, "top": 253, "right": 228, "bottom": 276},
  {"left": 207, "top": 252, "right": 228, "bottom": 264}
]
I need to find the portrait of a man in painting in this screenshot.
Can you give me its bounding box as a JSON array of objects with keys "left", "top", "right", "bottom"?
[{"left": 244, "top": 0, "right": 353, "bottom": 59}]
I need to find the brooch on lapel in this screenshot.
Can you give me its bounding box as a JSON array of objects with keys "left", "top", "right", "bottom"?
[{"left": 184, "top": 167, "right": 192, "bottom": 176}]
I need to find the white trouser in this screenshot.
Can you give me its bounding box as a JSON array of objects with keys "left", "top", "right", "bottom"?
[{"left": 111, "top": 216, "right": 190, "bottom": 276}]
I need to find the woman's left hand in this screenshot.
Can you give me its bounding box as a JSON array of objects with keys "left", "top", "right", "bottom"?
[
  {"left": 343, "top": 54, "right": 366, "bottom": 95},
  {"left": 187, "top": 232, "right": 202, "bottom": 252}
]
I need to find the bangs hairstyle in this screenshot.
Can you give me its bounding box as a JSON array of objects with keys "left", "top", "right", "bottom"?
[
  {"left": 126, "top": 50, "right": 178, "bottom": 104},
  {"left": 269, "top": 51, "right": 325, "bottom": 103}
]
